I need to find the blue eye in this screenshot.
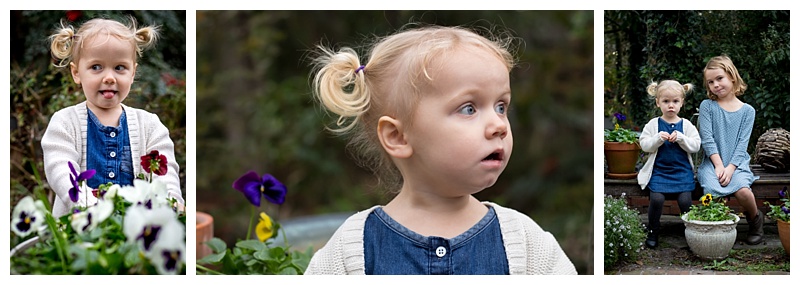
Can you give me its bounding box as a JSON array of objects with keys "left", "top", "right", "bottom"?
[
  {"left": 495, "top": 103, "right": 506, "bottom": 114},
  {"left": 91, "top": 64, "right": 102, "bottom": 71},
  {"left": 115, "top": 65, "right": 127, "bottom": 71},
  {"left": 458, "top": 104, "right": 476, "bottom": 115}
]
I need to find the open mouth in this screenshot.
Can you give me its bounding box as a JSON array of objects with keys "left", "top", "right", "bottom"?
[
  {"left": 100, "top": 90, "right": 117, "bottom": 99},
  {"left": 482, "top": 151, "right": 503, "bottom": 162}
]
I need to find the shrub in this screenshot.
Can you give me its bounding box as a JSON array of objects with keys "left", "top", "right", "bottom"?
[{"left": 604, "top": 193, "right": 646, "bottom": 268}]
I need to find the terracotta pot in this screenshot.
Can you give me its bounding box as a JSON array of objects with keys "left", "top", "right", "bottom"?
[
  {"left": 777, "top": 219, "right": 790, "bottom": 255},
  {"left": 604, "top": 141, "right": 640, "bottom": 179},
  {"left": 196, "top": 211, "right": 214, "bottom": 260},
  {"left": 681, "top": 213, "right": 740, "bottom": 260}
]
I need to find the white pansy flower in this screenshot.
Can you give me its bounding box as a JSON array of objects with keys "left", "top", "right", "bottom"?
[
  {"left": 70, "top": 198, "right": 115, "bottom": 234},
  {"left": 11, "top": 196, "right": 46, "bottom": 237}
]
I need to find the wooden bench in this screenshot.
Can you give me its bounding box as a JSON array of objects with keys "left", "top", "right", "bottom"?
[{"left": 604, "top": 165, "right": 789, "bottom": 217}]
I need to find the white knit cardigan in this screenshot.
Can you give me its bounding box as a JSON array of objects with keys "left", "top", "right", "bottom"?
[
  {"left": 41, "top": 101, "right": 184, "bottom": 217},
  {"left": 637, "top": 117, "right": 701, "bottom": 190},
  {"left": 304, "top": 202, "right": 577, "bottom": 275}
]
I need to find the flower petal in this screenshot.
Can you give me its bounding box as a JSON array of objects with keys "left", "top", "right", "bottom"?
[
  {"left": 261, "top": 174, "right": 287, "bottom": 205},
  {"left": 255, "top": 212, "right": 274, "bottom": 242},
  {"left": 77, "top": 169, "right": 96, "bottom": 181},
  {"left": 233, "top": 171, "right": 263, "bottom": 206},
  {"left": 68, "top": 161, "right": 78, "bottom": 178},
  {"left": 69, "top": 175, "right": 80, "bottom": 202}
]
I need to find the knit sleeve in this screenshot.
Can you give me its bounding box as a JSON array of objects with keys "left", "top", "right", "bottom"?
[
  {"left": 493, "top": 203, "right": 577, "bottom": 275},
  {"left": 41, "top": 108, "right": 82, "bottom": 216},
  {"left": 305, "top": 208, "right": 372, "bottom": 275},
  {"left": 676, "top": 118, "right": 701, "bottom": 154},
  {"left": 639, "top": 118, "right": 664, "bottom": 153},
  {"left": 521, "top": 214, "right": 577, "bottom": 274},
  {"left": 137, "top": 109, "right": 183, "bottom": 205}
]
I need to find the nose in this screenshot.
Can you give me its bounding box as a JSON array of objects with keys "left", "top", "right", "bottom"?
[
  {"left": 102, "top": 71, "right": 116, "bottom": 85},
  {"left": 486, "top": 113, "right": 509, "bottom": 139}
]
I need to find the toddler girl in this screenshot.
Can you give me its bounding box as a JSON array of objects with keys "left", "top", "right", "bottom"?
[
  {"left": 305, "top": 25, "right": 576, "bottom": 275},
  {"left": 697, "top": 55, "right": 761, "bottom": 244},
  {"left": 42, "top": 17, "right": 184, "bottom": 217},
  {"left": 637, "top": 80, "right": 701, "bottom": 248}
]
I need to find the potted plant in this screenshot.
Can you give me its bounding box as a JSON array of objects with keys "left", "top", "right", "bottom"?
[
  {"left": 681, "top": 194, "right": 739, "bottom": 260},
  {"left": 196, "top": 171, "right": 312, "bottom": 275},
  {"left": 10, "top": 151, "right": 186, "bottom": 274},
  {"left": 603, "top": 193, "right": 647, "bottom": 268},
  {"left": 764, "top": 187, "right": 790, "bottom": 255},
  {"left": 604, "top": 112, "right": 641, "bottom": 179}
]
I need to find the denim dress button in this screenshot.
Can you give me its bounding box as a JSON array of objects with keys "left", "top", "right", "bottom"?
[
  {"left": 110, "top": 151, "right": 116, "bottom": 158},
  {"left": 435, "top": 246, "right": 447, "bottom": 257},
  {"left": 108, "top": 172, "right": 115, "bottom": 178},
  {"left": 110, "top": 132, "right": 116, "bottom": 138}
]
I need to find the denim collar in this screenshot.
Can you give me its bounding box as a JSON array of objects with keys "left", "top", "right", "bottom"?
[{"left": 372, "top": 205, "right": 497, "bottom": 249}]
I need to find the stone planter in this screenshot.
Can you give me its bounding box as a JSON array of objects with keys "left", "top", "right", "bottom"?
[
  {"left": 777, "top": 219, "right": 790, "bottom": 255},
  {"left": 196, "top": 211, "right": 214, "bottom": 260},
  {"left": 604, "top": 141, "right": 640, "bottom": 179},
  {"left": 681, "top": 213, "right": 740, "bottom": 260}
]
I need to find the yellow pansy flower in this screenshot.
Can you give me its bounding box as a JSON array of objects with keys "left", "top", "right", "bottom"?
[{"left": 256, "top": 212, "right": 274, "bottom": 242}]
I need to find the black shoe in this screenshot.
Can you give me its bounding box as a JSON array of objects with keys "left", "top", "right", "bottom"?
[
  {"left": 645, "top": 229, "right": 659, "bottom": 248},
  {"left": 745, "top": 210, "right": 764, "bottom": 245}
]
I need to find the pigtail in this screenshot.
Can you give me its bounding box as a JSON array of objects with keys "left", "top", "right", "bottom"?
[
  {"left": 682, "top": 83, "right": 694, "bottom": 94},
  {"left": 311, "top": 46, "right": 370, "bottom": 133},
  {"left": 134, "top": 25, "right": 159, "bottom": 56},
  {"left": 49, "top": 20, "right": 76, "bottom": 68},
  {"left": 646, "top": 81, "right": 658, "bottom": 97}
]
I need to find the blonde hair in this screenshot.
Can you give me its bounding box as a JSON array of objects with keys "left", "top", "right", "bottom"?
[
  {"left": 646, "top": 80, "right": 693, "bottom": 101},
  {"left": 49, "top": 16, "right": 159, "bottom": 68},
  {"left": 310, "top": 24, "right": 517, "bottom": 191},
  {"left": 703, "top": 55, "right": 747, "bottom": 100}
]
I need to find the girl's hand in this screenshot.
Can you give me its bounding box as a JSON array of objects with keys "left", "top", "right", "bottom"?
[
  {"left": 714, "top": 165, "right": 726, "bottom": 182},
  {"left": 721, "top": 165, "right": 737, "bottom": 187},
  {"left": 668, "top": 131, "right": 679, "bottom": 143},
  {"left": 659, "top": 131, "right": 671, "bottom": 141}
]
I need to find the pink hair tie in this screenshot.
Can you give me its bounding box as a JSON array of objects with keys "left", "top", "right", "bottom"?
[{"left": 355, "top": 65, "right": 366, "bottom": 75}]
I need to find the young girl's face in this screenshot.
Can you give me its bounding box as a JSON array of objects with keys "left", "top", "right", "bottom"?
[
  {"left": 70, "top": 35, "right": 137, "bottom": 111},
  {"left": 656, "top": 89, "right": 683, "bottom": 120},
  {"left": 403, "top": 46, "right": 513, "bottom": 194},
  {"left": 704, "top": 68, "right": 734, "bottom": 100}
]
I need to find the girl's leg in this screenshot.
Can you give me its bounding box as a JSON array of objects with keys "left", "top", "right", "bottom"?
[
  {"left": 646, "top": 191, "right": 666, "bottom": 248},
  {"left": 734, "top": 187, "right": 763, "bottom": 245},
  {"left": 676, "top": 191, "right": 692, "bottom": 214}
]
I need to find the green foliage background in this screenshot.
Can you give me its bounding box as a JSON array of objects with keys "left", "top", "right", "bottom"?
[
  {"left": 196, "top": 11, "right": 594, "bottom": 274},
  {"left": 10, "top": 10, "right": 187, "bottom": 246},
  {"left": 604, "top": 11, "right": 790, "bottom": 151}
]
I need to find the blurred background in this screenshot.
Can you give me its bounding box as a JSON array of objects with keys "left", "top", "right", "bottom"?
[
  {"left": 9, "top": 10, "right": 187, "bottom": 244},
  {"left": 195, "top": 10, "right": 594, "bottom": 274}
]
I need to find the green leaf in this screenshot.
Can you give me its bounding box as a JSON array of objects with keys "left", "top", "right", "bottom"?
[
  {"left": 236, "top": 239, "right": 268, "bottom": 251},
  {"left": 198, "top": 251, "right": 227, "bottom": 264},
  {"left": 205, "top": 237, "right": 228, "bottom": 253}
]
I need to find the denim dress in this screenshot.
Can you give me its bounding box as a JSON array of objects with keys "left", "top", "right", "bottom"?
[
  {"left": 85, "top": 108, "right": 135, "bottom": 189},
  {"left": 363, "top": 206, "right": 509, "bottom": 275},
  {"left": 647, "top": 118, "right": 694, "bottom": 193}
]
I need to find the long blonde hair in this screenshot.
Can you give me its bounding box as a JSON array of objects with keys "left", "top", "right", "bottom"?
[
  {"left": 310, "top": 24, "right": 517, "bottom": 191},
  {"left": 703, "top": 55, "right": 747, "bottom": 100}
]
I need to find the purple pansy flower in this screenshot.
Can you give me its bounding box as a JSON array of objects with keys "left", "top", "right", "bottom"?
[
  {"left": 614, "top": 112, "right": 626, "bottom": 122},
  {"left": 782, "top": 206, "right": 790, "bottom": 215},
  {"left": 779, "top": 187, "right": 787, "bottom": 198},
  {"left": 232, "top": 171, "right": 286, "bottom": 207},
  {"left": 68, "top": 161, "right": 95, "bottom": 202}
]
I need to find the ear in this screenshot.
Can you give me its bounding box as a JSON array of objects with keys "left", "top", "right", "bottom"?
[
  {"left": 70, "top": 62, "right": 81, "bottom": 84},
  {"left": 377, "top": 116, "right": 412, "bottom": 159},
  {"left": 132, "top": 62, "right": 138, "bottom": 79}
]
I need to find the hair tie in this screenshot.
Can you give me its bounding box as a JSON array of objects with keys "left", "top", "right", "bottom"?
[{"left": 355, "top": 65, "right": 366, "bottom": 75}]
